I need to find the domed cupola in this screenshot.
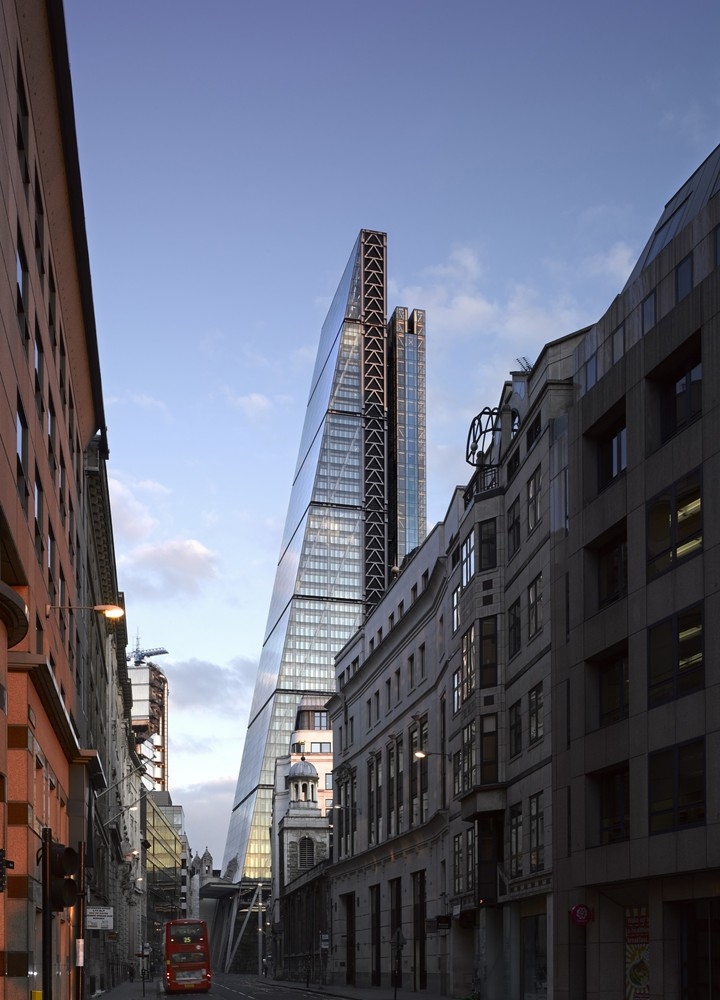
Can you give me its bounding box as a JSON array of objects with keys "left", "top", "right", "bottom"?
[{"left": 288, "top": 755, "right": 319, "bottom": 805}]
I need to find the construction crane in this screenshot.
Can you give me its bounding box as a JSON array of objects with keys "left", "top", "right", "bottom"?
[{"left": 127, "top": 638, "right": 169, "bottom": 666}]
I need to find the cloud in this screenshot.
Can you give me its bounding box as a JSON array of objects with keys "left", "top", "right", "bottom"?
[
  {"left": 223, "top": 388, "right": 273, "bottom": 419},
  {"left": 109, "top": 478, "right": 159, "bottom": 542},
  {"left": 118, "top": 538, "right": 218, "bottom": 599},
  {"left": 129, "top": 392, "right": 170, "bottom": 414},
  {"left": 582, "top": 241, "right": 636, "bottom": 284},
  {"left": 160, "top": 656, "right": 258, "bottom": 713},
  {"left": 170, "top": 773, "right": 237, "bottom": 862},
  {"left": 135, "top": 478, "right": 172, "bottom": 496}
]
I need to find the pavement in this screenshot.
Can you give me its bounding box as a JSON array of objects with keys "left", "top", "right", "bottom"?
[{"left": 92, "top": 973, "right": 450, "bottom": 1000}]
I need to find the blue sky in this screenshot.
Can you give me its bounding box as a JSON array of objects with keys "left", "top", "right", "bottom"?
[{"left": 63, "top": 0, "right": 720, "bottom": 863}]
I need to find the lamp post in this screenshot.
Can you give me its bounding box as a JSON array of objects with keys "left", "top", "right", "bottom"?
[{"left": 45, "top": 603, "right": 125, "bottom": 618}]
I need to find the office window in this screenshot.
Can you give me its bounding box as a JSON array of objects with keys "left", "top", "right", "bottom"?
[
  {"left": 598, "top": 422, "right": 627, "bottom": 490},
  {"left": 480, "top": 617, "right": 497, "bottom": 687},
  {"left": 585, "top": 354, "right": 597, "bottom": 389},
  {"left": 452, "top": 584, "right": 461, "bottom": 633},
  {"left": 642, "top": 291, "right": 656, "bottom": 334},
  {"left": 466, "top": 826, "right": 475, "bottom": 890},
  {"left": 661, "top": 354, "right": 702, "bottom": 441},
  {"left": 649, "top": 739, "right": 705, "bottom": 834},
  {"left": 597, "top": 530, "right": 628, "bottom": 607},
  {"left": 419, "top": 643, "right": 426, "bottom": 680},
  {"left": 526, "top": 412, "right": 541, "bottom": 451},
  {"left": 508, "top": 598, "right": 521, "bottom": 658},
  {"left": 612, "top": 323, "right": 624, "bottom": 364},
  {"left": 456, "top": 623, "right": 476, "bottom": 706},
  {"left": 507, "top": 449, "right": 520, "bottom": 484},
  {"left": 529, "top": 793, "right": 543, "bottom": 871},
  {"left": 598, "top": 763, "right": 630, "bottom": 845},
  {"left": 648, "top": 605, "right": 703, "bottom": 707},
  {"left": 598, "top": 653, "right": 629, "bottom": 727},
  {"left": 461, "top": 721, "right": 476, "bottom": 791},
  {"left": 408, "top": 654, "right": 415, "bottom": 689},
  {"left": 647, "top": 470, "right": 702, "bottom": 579},
  {"left": 479, "top": 518, "right": 497, "bottom": 570},
  {"left": 529, "top": 684, "right": 543, "bottom": 744},
  {"left": 16, "top": 401, "right": 29, "bottom": 514},
  {"left": 508, "top": 496, "right": 520, "bottom": 558},
  {"left": 16, "top": 232, "right": 29, "bottom": 346},
  {"left": 461, "top": 529, "right": 475, "bottom": 588},
  {"left": 387, "top": 744, "right": 396, "bottom": 836},
  {"left": 527, "top": 466, "right": 541, "bottom": 532},
  {"left": 480, "top": 715, "right": 498, "bottom": 784},
  {"left": 509, "top": 700, "right": 522, "bottom": 756},
  {"left": 509, "top": 803, "right": 523, "bottom": 877},
  {"left": 453, "top": 833, "right": 463, "bottom": 893},
  {"left": 528, "top": 573, "right": 543, "bottom": 637},
  {"left": 676, "top": 253, "right": 693, "bottom": 302},
  {"left": 16, "top": 61, "right": 30, "bottom": 184}
]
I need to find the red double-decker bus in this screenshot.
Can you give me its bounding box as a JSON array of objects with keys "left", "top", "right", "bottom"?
[{"left": 164, "top": 919, "right": 212, "bottom": 994}]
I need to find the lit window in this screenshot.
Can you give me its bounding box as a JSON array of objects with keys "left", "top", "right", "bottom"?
[
  {"left": 648, "top": 605, "right": 703, "bottom": 707},
  {"left": 647, "top": 471, "right": 702, "bottom": 579}
]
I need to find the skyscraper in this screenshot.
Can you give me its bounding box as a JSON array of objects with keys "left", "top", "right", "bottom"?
[{"left": 222, "top": 230, "right": 426, "bottom": 884}]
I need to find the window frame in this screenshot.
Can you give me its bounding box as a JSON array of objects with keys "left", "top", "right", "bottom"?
[
  {"left": 508, "top": 496, "right": 520, "bottom": 558},
  {"left": 648, "top": 738, "right": 705, "bottom": 835},
  {"left": 527, "top": 465, "right": 541, "bottom": 533},
  {"left": 646, "top": 470, "right": 702, "bottom": 579},
  {"left": 647, "top": 603, "right": 704, "bottom": 707},
  {"left": 528, "top": 683, "right": 544, "bottom": 745},
  {"left": 528, "top": 573, "right": 543, "bottom": 638}
]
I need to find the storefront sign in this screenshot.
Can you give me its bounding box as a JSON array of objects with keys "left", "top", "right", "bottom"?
[{"left": 625, "top": 907, "right": 650, "bottom": 999}]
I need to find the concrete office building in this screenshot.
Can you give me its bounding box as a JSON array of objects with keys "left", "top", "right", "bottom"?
[
  {"left": 326, "top": 146, "right": 720, "bottom": 1000},
  {"left": 0, "top": 2, "right": 131, "bottom": 997},
  {"left": 552, "top": 145, "right": 720, "bottom": 999},
  {"left": 218, "top": 231, "right": 426, "bottom": 967}
]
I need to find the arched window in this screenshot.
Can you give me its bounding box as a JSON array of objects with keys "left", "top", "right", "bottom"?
[{"left": 299, "top": 836, "right": 314, "bottom": 869}]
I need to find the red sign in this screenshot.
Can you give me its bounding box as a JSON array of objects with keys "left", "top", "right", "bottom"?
[{"left": 570, "top": 903, "right": 593, "bottom": 926}]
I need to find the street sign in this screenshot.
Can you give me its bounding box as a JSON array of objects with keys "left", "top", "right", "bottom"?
[{"left": 86, "top": 906, "right": 114, "bottom": 930}]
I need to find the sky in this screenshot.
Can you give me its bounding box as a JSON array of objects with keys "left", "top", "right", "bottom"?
[{"left": 62, "top": 0, "right": 720, "bottom": 865}]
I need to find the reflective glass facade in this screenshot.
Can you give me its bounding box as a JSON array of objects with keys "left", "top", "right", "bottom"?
[{"left": 222, "top": 231, "right": 426, "bottom": 882}]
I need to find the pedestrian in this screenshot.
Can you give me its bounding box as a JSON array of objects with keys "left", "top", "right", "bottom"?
[
  {"left": 129, "top": 966, "right": 135, "bottom": 983},
  {"left": 262, "top": 959, "right": 267, "bottom": 978}
]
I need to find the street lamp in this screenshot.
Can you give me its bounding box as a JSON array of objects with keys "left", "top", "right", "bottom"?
[
  {"left": 45, "top": 602, "right": 125, "bottom": 619},
  {"left": 413, "top": 748, "right": 451, "bottom": 760}
]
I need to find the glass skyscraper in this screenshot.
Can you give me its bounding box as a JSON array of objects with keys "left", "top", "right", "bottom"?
[{"left": 221, "top": 230, "right": 426, "bottom": 886}]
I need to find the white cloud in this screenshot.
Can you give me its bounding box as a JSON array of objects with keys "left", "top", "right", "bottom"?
[
  {"left": 583, "top": 241, "right": 636, "bottom": 284},
  {"left": 118, "top": 538, "right": 218, "bottom": 599},
  {"left": 223, "top": 388, "right": 273, "bottom": 419},
  {"left": 109, "top": 478, "right": 159, "bottom": 542}
]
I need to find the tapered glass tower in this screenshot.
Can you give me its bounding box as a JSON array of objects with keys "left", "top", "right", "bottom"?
[{"left": 222, "top": 230, "right": 426, "bottom": 884}]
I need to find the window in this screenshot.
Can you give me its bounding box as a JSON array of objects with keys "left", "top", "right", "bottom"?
[
  {"left": 509, "top": 803, "right": 523, "bottom": 877},
  {"left": 508, "top": 598, "right": 521, "bottom": 659},
  {"left": 529, "top": 792, "right": 543, "bottom": 871},
  {"left": 453, "top": 833, "right": 463, "bottom": 893},
  {"left": 509, "top": 700, "right": 522, "bottom": 756},
  {"left": 649, "top": 739, "right": 705, "bottom": 834},
  {"left": 16, "top": 232, "right": 28, "bottom": 345},
  {"left": 480, "top": 617, "right": 497, "bottom": 687},
  {"left": 419, "top": 643, "right": 426, "bottom": 680},
  {"left": 598, "top": 422, "right": 627, "bottom": 490},
  {"left": 508, "top": 496, "right": 520, "bottom": 558},
  {"left": 597, "top": 530, "right": 628, "bottom": 607},
  {"left": 526, "top": 412, "right": 541, "bottom": 451},
  {"left": 16, "top": 62, "right": 30, "bottom": 185},
  {"left": 676, "top": 253, "right": 693, "bottom": 302},
  {"left": 460, "top": 622, "right": 477, "bottom": 705},
  {"left": 529, "top": 684, "right": 543, "bottom": 744},
  {"left": 461, "top": 721, "right": 476, "bottom": 791},
  {"left": 648, "top": 605, "right": 703, "bottom": 707},
  {"left": 298, "top": 836, "right": 314, "bottom": 868},
  {"left": 452, "top": 584, "right": 461, "bottom": 632},
  {"left": 507, "top": 449, "right": 520, "bottom": 483},
  {"left": 662, "top": 355, "right": 702, "bottom": 441},
  {"left": 479, "top": 518, "right": 497, "bottom": 570},
  {"left": 642, "top": 291, "right": 656, "bottom": 334},
  {"left": 527, "top": 466, "right": 541, "bottom": 532},
  {"left": 480, "top": 715, "right": 498, "bottom": 784},
  {"left": 528, "top": 573, "right": 543, "bottom": 637},
  {"left": 585, "top": 354, "right": 597, "bottom": 389},
  {"left": 612, "top": 323, "right": 624, "bottom": 364},
  {"left": 647, "top": 470, "right": 702, "bottom": 579},
  {"left": 466, "top": 827, "right": 475, "bottom": 890},
  {"left": 598, "top": 653, "right": 629, "bottom": 727},
  {"left": 408, "top": 654, "right": 415, "bottom": 689},
  {"left": 387, "top": 744, "right": 396, "bottom": 836},
  {"left": 594, "top": 763, "right": 630, "bottom": 845},
  {"left": 461, "top": 530, "right": 475, "bottom": 588},
  {"left": 16, "top": 401, "right": 29, "bottom": 514}
]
